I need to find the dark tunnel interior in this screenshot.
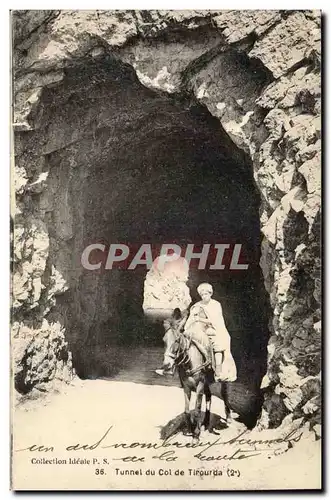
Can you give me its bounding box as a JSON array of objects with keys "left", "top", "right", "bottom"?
[{"left": 35, "top": 56, "right": 271, "bottom": 425}]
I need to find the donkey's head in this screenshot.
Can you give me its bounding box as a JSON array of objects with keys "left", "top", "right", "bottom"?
[{"left": 162, "top": 327, "right": 181, "bottom": 374}]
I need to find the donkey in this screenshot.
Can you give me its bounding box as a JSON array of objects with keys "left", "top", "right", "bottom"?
[{"left": 162, "top": 325, "right": 232, "bottom": 441}]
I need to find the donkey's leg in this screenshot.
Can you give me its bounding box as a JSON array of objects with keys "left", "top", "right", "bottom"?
[
  {"left": 183, "top": 384, "right": 192, "bottom": 435},
  {"left": 221, "top": 382, "right": 232, "bottom": 426},
  {"left": 192, "top": 380, "right": 204, "bottom": 442},
  {"left": 203, "top": 385, "right": 212, "bottom": 431},
  {"left": 225, "top": 402, "right": 233, "bottom": 425}
]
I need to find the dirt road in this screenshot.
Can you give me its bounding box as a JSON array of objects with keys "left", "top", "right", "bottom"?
[{"left": 12, "top": 377, "right": 321, "bottom": 490}]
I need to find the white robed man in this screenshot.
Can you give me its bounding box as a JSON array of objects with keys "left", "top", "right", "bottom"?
[{"left": 184, "top": 282, "right": 237, "bottom": 382}]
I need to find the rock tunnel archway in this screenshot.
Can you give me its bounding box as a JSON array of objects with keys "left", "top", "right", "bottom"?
[{"left": 20, "top": 56, "right": 271, "bottom": 424}]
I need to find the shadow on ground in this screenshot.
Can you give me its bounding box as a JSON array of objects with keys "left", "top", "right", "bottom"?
[{"left": 160, "top": 411, "right": 229, "bottom": 440}]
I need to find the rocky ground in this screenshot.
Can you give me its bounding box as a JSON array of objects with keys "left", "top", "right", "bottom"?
[{"left": 12, "top": 378, "right": 321, "bottom": 490}]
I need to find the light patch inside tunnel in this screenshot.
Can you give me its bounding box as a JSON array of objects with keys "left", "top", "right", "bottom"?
[{"left": 143, "top": 255, "right": 191, "bottom": 321}]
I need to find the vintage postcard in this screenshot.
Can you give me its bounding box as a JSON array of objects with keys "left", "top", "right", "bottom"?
[{"left": 11, "top": 10, "right": 322, "bottom": 490}]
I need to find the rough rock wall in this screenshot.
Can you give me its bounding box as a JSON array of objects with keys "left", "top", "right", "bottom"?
[
  {"left": 12, "top": 168, "right": 75, "bottom": 398},
  {"left": 12, "top": 10, "right": 321, "bottom": 428}
]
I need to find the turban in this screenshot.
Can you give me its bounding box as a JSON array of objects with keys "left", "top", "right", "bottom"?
[{"left": 197, "top": 283, "right": 213, "bottom": 296}]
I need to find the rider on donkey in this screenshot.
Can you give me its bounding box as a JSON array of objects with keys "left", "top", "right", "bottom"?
[
  {"left": 156, "top": 283, "right": 236, "bottom": 382},
  {"left": 184, "top": 283, "right": 236, "bottom": 382}
]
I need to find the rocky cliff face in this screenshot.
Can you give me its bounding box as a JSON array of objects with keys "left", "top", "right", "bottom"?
[{"left": 12, "top": 10, "right": 321, "bottom": 431}]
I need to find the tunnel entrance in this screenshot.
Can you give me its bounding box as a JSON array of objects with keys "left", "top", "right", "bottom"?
[{"left": 38, "top": 56, "right": 270, "bottom": 418}]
